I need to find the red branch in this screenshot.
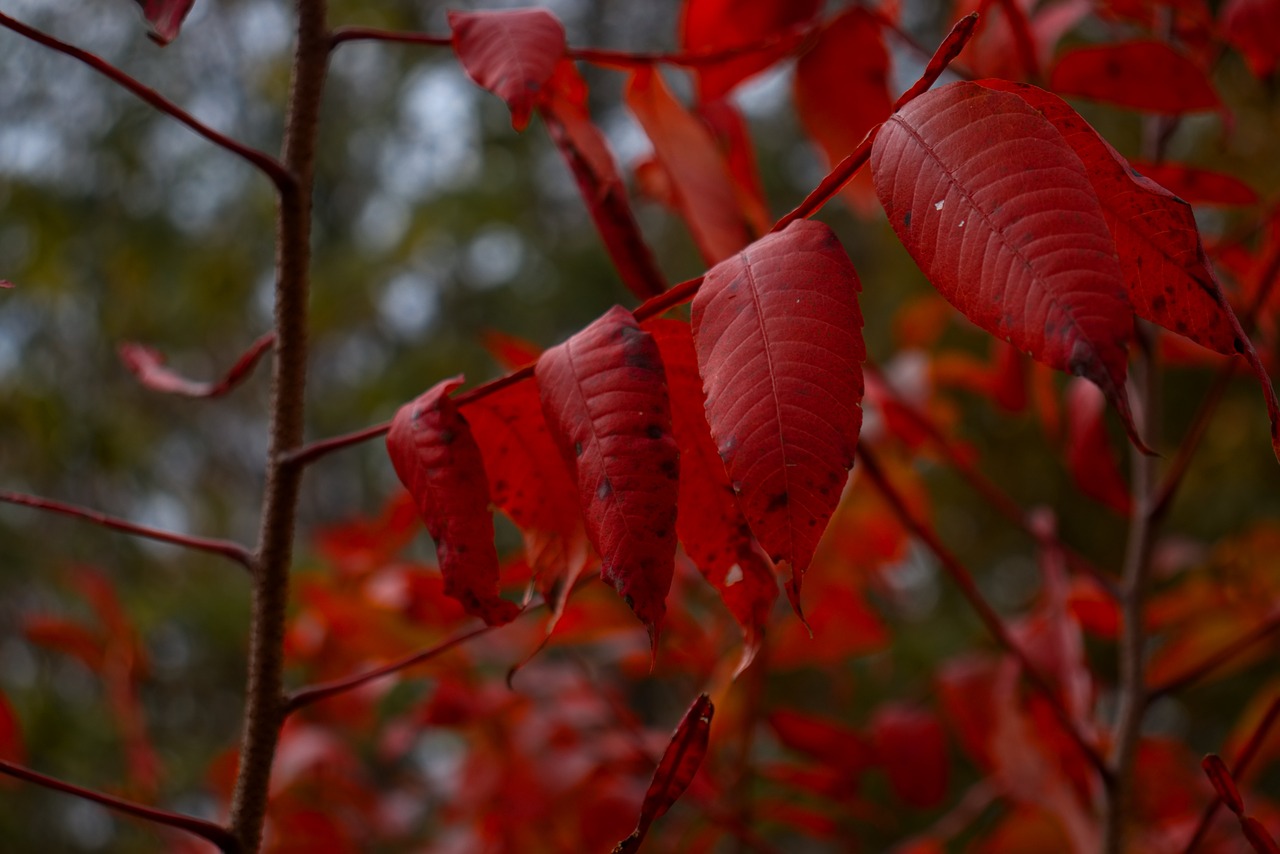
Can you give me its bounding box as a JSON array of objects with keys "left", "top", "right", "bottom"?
[
  {"left": 0, "top": 491, "right": 254, "bottom": 571},
  {"left": 1184, "top": 695, "right": 1280, "bottom": 852},
  {"left": 0, "top": 760, "right": 239, "bottom": 853},
  {"left": 857, "top": 443, "right": 1112, "bottom": 783},
  {"left": 0, "top": 12, "right": 290, "bottom": 190},
  {"left": 285, "top": 17, "right": 977, "bottom": 469}
]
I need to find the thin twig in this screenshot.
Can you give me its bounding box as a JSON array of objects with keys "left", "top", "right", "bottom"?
[
  {"left": 0, "top": 12, "right": 290, "bottom": 189},
  {"left": 0, "top": 760, "right": 240, "bottom": 854},
  {"left": 0, "top": 491, "right": 253, "bottom": 571},
  {"left": 857, "top": 443, "right": 1111, "bottom": 783}
]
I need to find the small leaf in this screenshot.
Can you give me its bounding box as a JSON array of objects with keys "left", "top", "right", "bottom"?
[
  {"left": 133, "top": 0, "right": 195, "bottom": 45},
  {"left": 448, "top": 8, "right": 567, "bottom": 131},
  {"left": 1202, "top": 754, "right": 1245, "bottom": 815},
  {"left": 387, "top": 377, "right": 519, "bottom": 626},
  {"left": 119, "top": 333, "right": 274, "bottom": 398},
  {"left": 626, "top": 67, "right": 754, "bottom": 264},
  {"left": 614, "top": 694, "right": 714, "bottom": 853},
  {"left": 679, "top": 0, "right": 821, "bottom": 101},
  {"left": 692, "top": 220, "right": 865, "bottom": 604},
  {"left": 1049, "top": 41, "right": 1220, "bottom": 114},
  {"left": 870, "top": 703, "right": 949, "bottom": 809},
  {"left": 871, "top": 81, "right": 1143, "bottom": 448},
  {"left": 535, "top": 306, "right": 680, "bottom": 644},
  {"left": 1064, "top": 379, "right": 1131, "bottom": 516}
]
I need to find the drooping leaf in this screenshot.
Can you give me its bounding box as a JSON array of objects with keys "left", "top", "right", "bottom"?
[
  {"left": 692, "top": 220, "right": 865, "bottom": 602},
  {"left": 614, "top": 694, "right": 714, "bottom": 853},
  {"left": 1129, "top": 160, "right": 1260, "bottom": 207},
  {"left": 535, "top": 306, "right": 680, "bottom": 643},
  {"left": 648, "top": 319, "right": 778, "bottom": 673},
  {"left": 1049, "top": 41, "right": 1220, "bottom": 113},
  {"left": 448, "top": 8, "right": 567, "bottom": 131},
  {"left": 540, "top": 61, "right": 669, "bottom": 300},
  {"left": 386, "top": 377, "right": 519, "bottom": 626},
  {"left": 678, "top": 0, "right": 822, "bottom": 101},
  {"left": 1064, "top": 378, "right": 1131, "bottom": 516},
  {"left": 954, "top": 0, "right": 1090, "bottom": 81},
  {"left": 869, "top": 704, "right": 949, "bottom": 809},
  {"left": 1202, "top": 754, "right": 1245, "bottom": 815},
  {"left": 697, "top": 99, "right": 771, "bottom": 236},
  {"left": 118, "top": 333, "right": 274, "bottom": 398},
  {"left": 1222, "top": 0, "right": 1280, "bottom": 79},
  {"left": 480, "top": 329, "right": 543, "bottom": 372},
  {"left": 871, "top": 81, "right": 1143, "bottom": 447},
  {"left": 793, "top": 7, "right": 893, "bottom": 216},
  {"left": 132, "top": 0, "right": 195, "bottom": 45},
  {"left": 626, "top": 67, "right": 753, "bottom": 264}
]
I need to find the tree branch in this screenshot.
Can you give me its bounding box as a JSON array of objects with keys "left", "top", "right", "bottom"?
[
  {"left": 0, "top": 12, "right": 290, "bottom": 189},
  {"left": 0, "top": 760, "right": 240, "bottom": 854},
  {"left": 0, "top": 491, "right": 253, "bottom": 571}
]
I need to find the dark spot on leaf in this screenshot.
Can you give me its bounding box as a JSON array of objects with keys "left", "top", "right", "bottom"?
[
  {"left": 574, "top": 441, "right": 583, "bottom": 457},
  {"left": 1151, "top": 295, "right": 1167, "bottom": 312},
  {"left": 766, "top": 492, "right": 789, "bottom": 512},
  {"left": 438, "top": 428, "right": 456, "bottom": 444},
  {"left": 597, "top": 479, "right": 613, "bottom": 499},
  {"left": 646, "top": 423, "right": 664, "bottom": 440},
  {"left": 903, "top": 211, "right": 912, "bottom": 227}
]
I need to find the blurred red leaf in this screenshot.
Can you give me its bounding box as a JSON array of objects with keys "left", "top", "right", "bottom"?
[
  {"left": 1129, "top": 160, "right": 1260, "bottom": 207},
  {"left": 869, "top": 703, "right": 949, "bottom": 809},
  {"left": 448, "top": 8, "right": 567, "bottom": 131},
  {"left": 1064, "top": 378, "right": 1132, "bottom": 516},
  {"left": 1222, "top": 0, "right": 1280, "bottom": 78},
  {"left": 697, "top": 99, "right": 771, "bottom": 236},
  {"left": 387, "top": 376, "right": 519, "bottom": 626},
  {"left": 1049, "top": 41, "right": 1220, "bottom": 113},
  {"left": 679, "top": 0, "right": 821, "bottom": 101},
  {"left": 768, "top": 709, "right": 875, "bottom": 771},
  {"left": 0, "top": 692, "right": 24, "bottom": 764},
  {"left": 536, "top": 306, "right": 680, "bottom": 643},
  {"left": 119, "top": 333, "right": 274, "bottom": 398},
  {"left": 133, "top": 0, "right": 195, "bottom": 45}
]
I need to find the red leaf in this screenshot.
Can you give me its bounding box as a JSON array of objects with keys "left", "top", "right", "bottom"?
[
  {"left": 1049, "top": 41, "right": 1220, "bottom": 113},
  {"left": 1243, "top": 816, "right": 1280, "bottom": 854},
  {"left": 1129, "top": 160, "right": 1260, "bottom": 207},
  {"left": 133, "top": 0, "right": 195, "bottom": 45},
  {"left": 1064, "top": 378, "right": 1132, "bottom": 516},
  {"left": 1202, "top": 754, "right": 1245, "bottom": 815},
  {"left": 647, "top": 319, "right": 777, "bottom": 671},
  {"left": 23, "top": 615, "right": 107, "bottom": 673},
  {"left": 869, "top": 704, "right": 949, "bottom": 809},
  {"left": 692, "top": 220, "right": 865, "bottom": 603},
  {"left": 0, "top": 280, "right": 13, "bottom": 289},
  {"left": 679, "top": 0, "right": 821, "bottom": 101},
  {"left": 767, "top": 709, "right": 875, "bottom": 771},
  {"left": 1222, "top": 0, "right": 1280, "bottom": 79},
  {"left": 697, "top": 99, "right": 772, "bottom": 236},
  {"left": 480, "top": 329, "right": 542, "bottom": 372},
  {"left": 954, "top": 0, "right": 1090, "bottom": 81},
  {"left": 626, "top": 67, "right": 754, "bottom": 264},
  {"left": 119, "top": 333, "right": 273, "bottom": 398},
  {"left": 386, "top": 377, "right": 518, "bottom": 626},
  {"left": 535, "top": 306, "right": 680, "bottom": 643},
  {"left": 793, "top": 7, "right": 893, "bottom": 216},
  {"left": 871, "top": 81, "right": 1143, "bottom": 448},
  {"left": 614, "top": 694, "right": 714, "bottom": 853},
  {"left": 540, "top": 61, "right": 668, "bottom": 300},
  {"left": 0, "top": 691, "right": 24, "bottom": 764},
  {"left": 448, "top": 8, "right": 567, "bottom": 131}
]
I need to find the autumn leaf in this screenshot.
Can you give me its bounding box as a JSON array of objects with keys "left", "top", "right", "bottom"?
[
  {"left": 1129, "top": 160, "right": 1260, "bottom": 207},
  {"left": 1221, "top": 0, "right": 1280, "bottom": 79},
  {"left": 448, "top": 8, "right": 567, "bottom": 131},
  {"left": 679, "top": 0, "right": 821, "bottom": 101},
  {"left": 648, "top": 319, "right": 777, "bottom": 673},
  {"left": 535, "top": 306, "right": 680, "bottom": 645},
  {"left": 692, "top": 220, "right": 865, "bottom": 605},
  {"left": 870, "top": 703, "right": 949, "bottom": 809},
  {"left": 386, "top": 377, "right": 519, "bottom": 626},
  {"left": 871, "top": 81, "right": 1144, "bottom": 448},
  {"left": 132, "top": 0, "right": 195, "bottom": 45},
  {"left": 118, "top": 333, "right": 274, "bottom": 398},
  {"left": 614, "top": 694, "right": 714, "bottom": 853},
  {"left": 1064, "top": 379, "right": 1132, "bottom": 516},
  {"left": 1049, "top": 41, "right": 1220, "bottom": 114},
  {"left": 626, "top": 67, "right": 753, "bottom": 264}
]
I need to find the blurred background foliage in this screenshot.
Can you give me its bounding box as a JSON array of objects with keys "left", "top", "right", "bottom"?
[{"left": 2, "top": 0, "right": 1280, "bottom": 850}]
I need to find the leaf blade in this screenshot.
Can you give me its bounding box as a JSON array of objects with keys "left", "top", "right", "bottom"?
[{"left": 448, "top": 8, "right": 567, "bottom": 131}]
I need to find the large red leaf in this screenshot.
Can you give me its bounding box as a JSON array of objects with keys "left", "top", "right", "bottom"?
[
  {"left": 540, "top": 61, "right": 668, "bottom": 300},
  {"left": 679, "top": 0, "right": 822, "bottom": 101},
  {"left": 133, "top": 0, "right": 195, "bottom": 45},
  {"left": 692, "top": 220, "right": 865, "bottom": 601},
  {"left": 1223, "top": 0, "right": 1280, "bottom": 79},
  {"left": 793, "top": 7, "right": 893, "bottom": 216},
  {"left": 448, "top": 9, "right": 567, "bottom": 131},
  {"left": 1049, "top": 41, "right": 1220, "bottom": 114},
  {"left": 626, "top": 67, "right": 753, "bottom": 264},
  {"left": 535, "top": 306, "right": 680, "bottom": 642},
  {"left": 614, "top": 694, "right": 714, "bottom": 853},
  {"left": 386, "top": 377, "right": 519, "bottom": 626},
  {"left": 870, "top": 81, "right": 1142, "bottom": 446},
  {"left": 647, "top": 319, "right": 777, "bottom": 671}
]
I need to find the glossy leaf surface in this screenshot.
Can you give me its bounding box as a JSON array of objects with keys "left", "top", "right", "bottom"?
[
  {"left": 692, "top": 220, "right": 865, "bottom": 597},
  {"left": 535, "top": 306, "right": 679, "bottom": 641},
  {"left": 387, "top": 377, "right": 519, "bottom": 626}
]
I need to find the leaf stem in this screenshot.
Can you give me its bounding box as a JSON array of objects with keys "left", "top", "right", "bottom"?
[
  {"left": 226, "top": 1, "right": 330, "bottom": 849},
  {"left": 0, "top": 12, "right": 290, "bottom": 189},
  {"left": 0, "top": 760, "right": 240, "bottom": 854},
  {"left": 0, "top": 491, "right": 253, "bottom": 571},
  {"left": 857, "top": 443, "right": 1111, "bottom": 783}
]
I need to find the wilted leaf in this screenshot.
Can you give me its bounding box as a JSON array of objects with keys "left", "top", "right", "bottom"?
[
  {"left": 118, "top": 333, "right": 273, "bottom": 398},
  {"left": 692, "top": 220, "right": 865, "bottom": 603},
  {"left": 536, "top": 306, "right": 680, "bottom": 643},
  {"left": 387, "top": 377, "right": 519, "bottom": 626}
]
